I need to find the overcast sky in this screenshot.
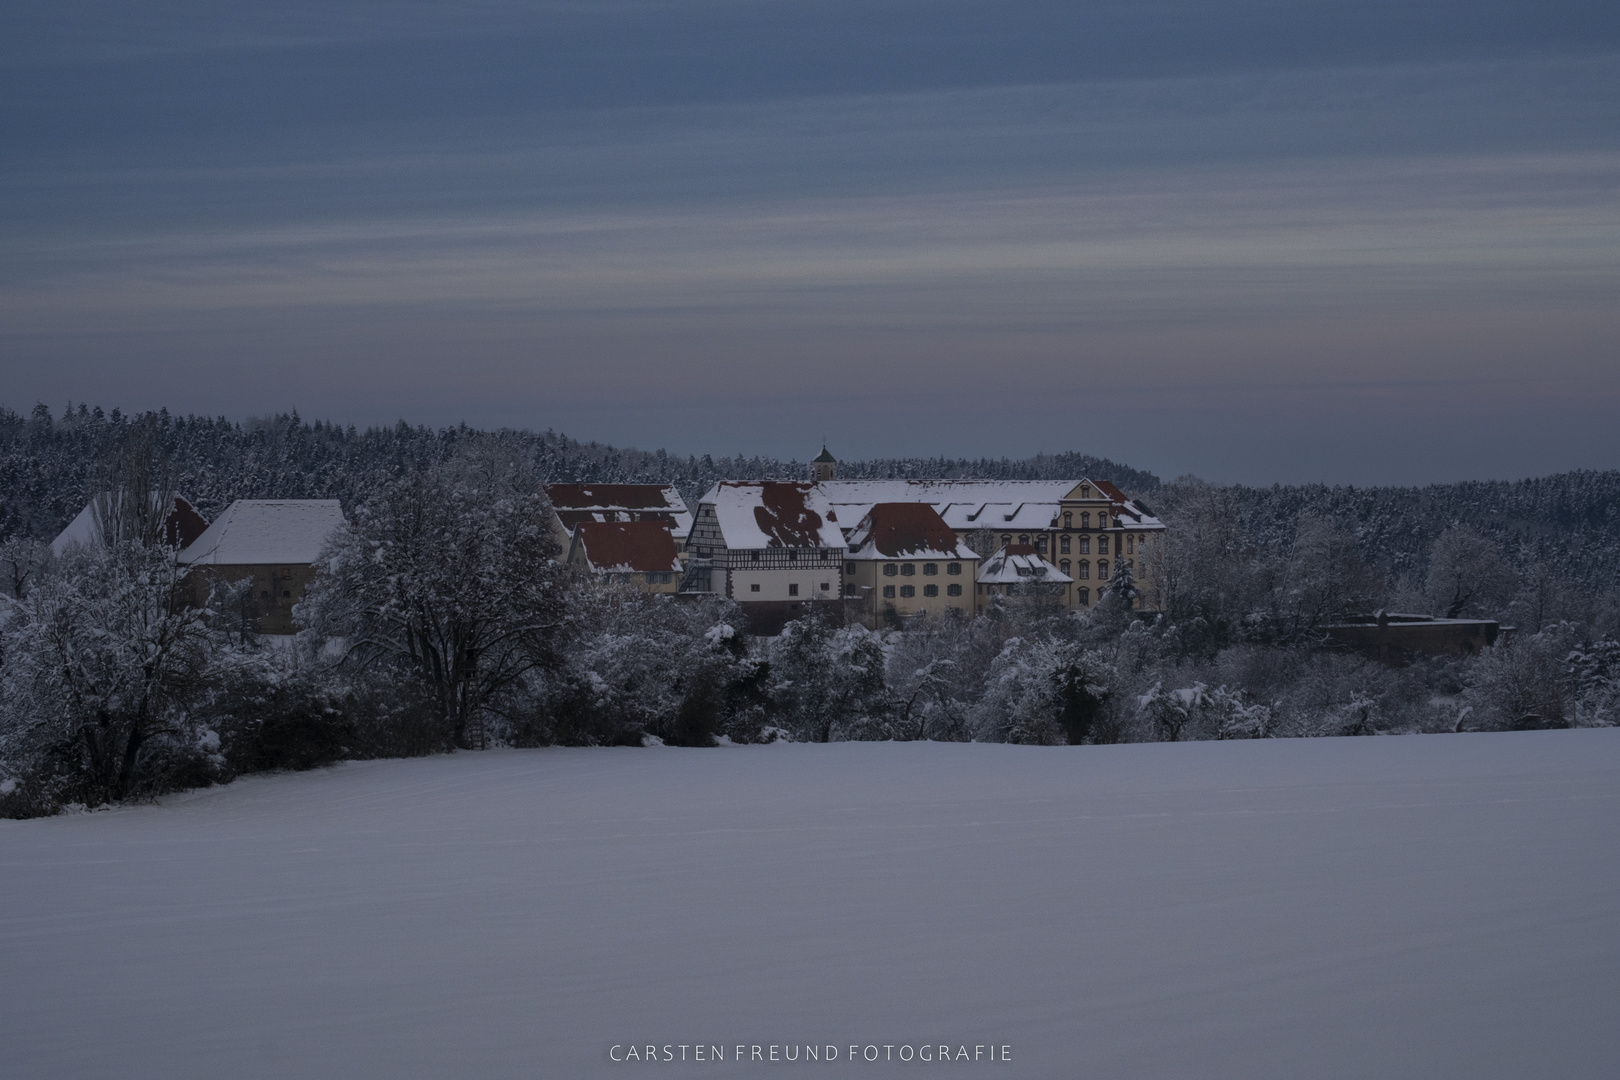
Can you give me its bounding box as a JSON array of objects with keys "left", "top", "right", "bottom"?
[{"left": 3, "top": 1, "right": 1617, "bottom": 484}]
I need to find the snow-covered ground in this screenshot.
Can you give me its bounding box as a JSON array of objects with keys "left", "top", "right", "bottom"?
[{"left": 3, "top": 733, "right": 1618, "bottom": 1079}]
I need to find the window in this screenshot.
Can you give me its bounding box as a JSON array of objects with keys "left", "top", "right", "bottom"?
[
  {"left": 1126, "top": 535, "right": 1134, "bottom": 555},
  {"left": 1078, "top": 587, "right": 1090, "bottom": 606},
  {"left": 901, "top": 563, "right": 916, "bottom": 576},
  {"left": 1098, "top": 560, "right": 1109, "bottom": 580},
  {"left": 923, "top": 584, "right": 939, "bottom": 597},
  {"left": 282, "top": 589, "right": 292, "bottom": 597},
  {"left": 977, "top": 584, "right": 984, "bottom": 594},
  {"left": 844, "top": 583, "right": 858, "bottom": 596},
  {"left": 1060, "top": 536, "right": 1071, "bottom": 554},
  {"left": 883, "top": 585, "right": 896, "bottom": 599},
  {"left": 1018, "top": 534, "right": 1029, "bottom": 545},
  {"left": 946, "top": 562, "right": 961, "bottom": 575},
  {"left": 1098, "top": 535, "right": 1109, "bottom": 555},
  {"left": 789, "top": 551, "right": 798, "bottom": 561},
  {"left": 1099, "top": 515, "right": 1110, "bottom": 529},
  {"left": 845, "top": 562, "right": 856, "bottom": 575},
  {"left": 947, "top": 583, "right": 962, "bottom": 597},
  {"left": 1077, "top": 560, "right": 1090, "bottom": 580},
  {"left": 750, "top": 552, "right": 760, "bottom": 561},
  {"left": 750, "top": 583, "right": 761, "bottom": 592},
  {"left": 883, "top": 564, "right": 898, "bottom": 577},
  {"left": 923, "top": 562, "right": 938, "bottom": 576},
  {"left": 645, "top": 572, "right": 669, "bottom": 584},
  {"left": 1060, "top": 559, "right": 1071, "bottom": 574},
  {"left": 1081, "top": 512, "right": 1090, "bottom": 529},
  {"left": 1063, "top": 512, "right": 1072, "bottom": 528},
  {"left": 1001, "top": 534, "right": 1011, "bottom": 545},
  {"left": 900, "top": 585, "right": 915, "bottom": 598},
  {"left": 260, "top": 590, "right": 270, "bottom": 600},
  {"left": 788, "top": 583, "right": 800, "bottom": 596},
  {"left": 1079, "top": 536, "right": 1091, "bottom": 554},
  {"left": 1035, "top": 537, "right": 1047, "bottom": 553},
  {"left": 820, "top": 582, "right": 830, "bottom": 591}
]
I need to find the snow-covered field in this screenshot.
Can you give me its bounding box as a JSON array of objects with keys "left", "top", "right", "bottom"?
[{"left": 3, "top": 733, "right": 1618, "bottom": 1079}]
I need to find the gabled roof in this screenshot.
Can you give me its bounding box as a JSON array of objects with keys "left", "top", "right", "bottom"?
[
  {"left": 700, "top": 482, "right": 846, "bottom": 549},
  {"left": 545, "top": 483, "right": 693, "bottom": 538},
  {"left": 977, "top": 544, "right": 1073, "bottom": 585},
  {"left": 569, "top": 520, "right": 683, "bottom": 574},
  {"left": 51, "top": 494, "right": 210, "bottom": 556},
  {"left": 176, "top": 500, "right": 346, "bottom": 566},
  {"left": 846, "top": 503, "right": 976, "bottom": 560}
]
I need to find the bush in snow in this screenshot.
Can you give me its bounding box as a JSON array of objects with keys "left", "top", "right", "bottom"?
[
  {"left": 0, "top": 541, "right": 213, "bottom": 811},
  {"left": 766, "top": 615, "right": 890, "bottom": 742}
]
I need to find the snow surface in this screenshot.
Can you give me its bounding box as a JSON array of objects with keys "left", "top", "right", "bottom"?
[
  {"left": 2, "top": 733, "right": 1618, "bottom": 1079},
  {"left": 176, "top": 499, "right": 345, "bottom": 566}
]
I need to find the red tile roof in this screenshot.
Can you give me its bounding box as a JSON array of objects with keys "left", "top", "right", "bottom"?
[
  {"left": 573, "top": 520, "right": 682, "bottom": 574},
  {"left": 857, "top": 503, "right": 962, "bottom": 557},
  {"left": 1091, "top": 479, "right": 1128, "bottom": 504},
  {"left": 752, "top": 482, "right": 833, "bottom": 548}
]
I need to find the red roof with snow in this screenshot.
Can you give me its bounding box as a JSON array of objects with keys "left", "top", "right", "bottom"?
[
  {"left": 852, "top": 503, "right": 965, "bottom": 558},
  {"left": 572, "top": 521, "right": 683, "bottom": 574},
  {"left": 1091, "top": 480, "right": 1128, "bottom": 504}
]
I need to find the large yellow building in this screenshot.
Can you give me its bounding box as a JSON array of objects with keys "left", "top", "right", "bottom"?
[{"left": 842, "top": 503, "right": 980, "bottom": 627}]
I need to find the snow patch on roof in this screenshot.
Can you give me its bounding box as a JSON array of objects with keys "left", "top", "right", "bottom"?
[
  {"left": 546, "top": 484, "right": 692, "bottom": 538},
  {"left": 177, "top": 500, "right": 346, "bottom": 566},
  {"left": 977, "top": 544, "right": 1072, "bottom": 585},
  {"left": 706, "top": 482, "right": 845, "bottom": 550}
]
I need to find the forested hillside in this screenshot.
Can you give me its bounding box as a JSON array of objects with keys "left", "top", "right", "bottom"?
[{"left": 2, "top": 402, "right": 1617, "bottom": 591}]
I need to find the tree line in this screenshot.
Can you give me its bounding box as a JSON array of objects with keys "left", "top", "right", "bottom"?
[{"left": 2, "top": 414, "right": 1618, "bottom": 818}]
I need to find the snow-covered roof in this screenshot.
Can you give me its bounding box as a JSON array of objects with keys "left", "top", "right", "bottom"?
[
  {"left": 546, "top": 484, "right": 693, "bottom": 539},
  {"left": 812, "top": 479, "right": 1163, "bottom": 534},
  {"left": 569, "top": 521, "right": 683, "bottom": 575},
  {"left": 176, "top": 500, "right": 346, "bottom": 566},
  {"left": 700, "top": 482, "right": 846, "bottom": 550},
  {"left": 845, "top": 503, "right": 978, "bottom": 561},
  {"left": 51, "top": 494, "right": 210, "bottom": 556},
  {"left": 977, "top": 544, "right": 1072, "bottom": 585}
]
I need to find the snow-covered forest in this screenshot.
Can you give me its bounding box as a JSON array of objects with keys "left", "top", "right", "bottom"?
[{"left": 2, "top": 404, "right": 1618, "bottom": 818}]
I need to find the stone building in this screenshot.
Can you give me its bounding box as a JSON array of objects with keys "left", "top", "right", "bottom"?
[
  {"left": 176, "top": 500, "right": 346, "bottom": 634},
  {"left": 842, "top": 503, "right": 980, "bottom": 626}
]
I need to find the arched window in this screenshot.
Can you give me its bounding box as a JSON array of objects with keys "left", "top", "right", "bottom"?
[
  {"left": 1098, "top": 559, "right": 1109, "bottom": 580},
  {"left": 1098, "top": 535, "right": 1109, "bottom": 555},
  {"left": 1035, "top": 537, "right": 1047, "bottom": 553},
  {"left": 1060, "top": 559, "right": 1071, "bottom": 574},
  {"left": 1078, "top": 587, "right": 1090, "bottom": 606},
  {"left": 1081, "top": 512, "right": 1090, "bottom": 528},
  {"left": 1018, "top": 534, "right": 1029, "bottom": 545},
  {"left": 1060, "top": 535, "right": 1071, "bottom": 554},
  {"left": 1079, "top": 536, "right": 1090, "bottom": 554},
  {"left": 1001, "top": 534, "right": 1012, "bottom": 545},
  {"left": 1077, "top": 560, "right": 1090, "bottom": 580}
]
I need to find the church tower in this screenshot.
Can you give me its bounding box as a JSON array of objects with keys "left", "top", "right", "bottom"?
[{"left": 812, "top": 445, "right": 837, "bottom": 482}]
